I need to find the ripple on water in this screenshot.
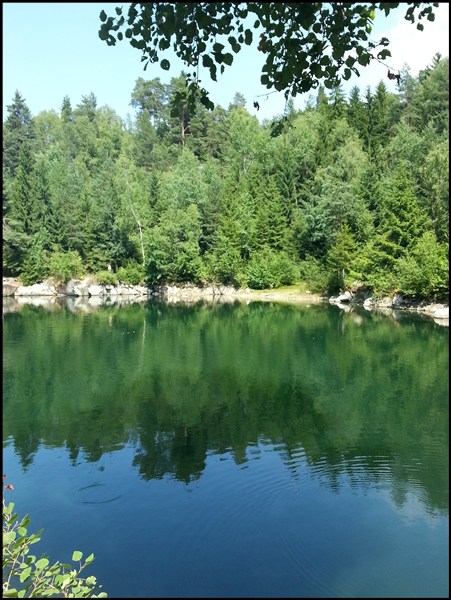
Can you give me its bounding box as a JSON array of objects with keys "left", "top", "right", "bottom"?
[
  {"left": 76, "top": 483, "right": 122, "bottom": 505},
  {"left": 165, "top": 444, "right": 300, "bottom": 564}
]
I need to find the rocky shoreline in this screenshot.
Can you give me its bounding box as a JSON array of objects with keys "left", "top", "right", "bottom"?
[{"left": 2, "top": 277, "right": 448, "bottom": 323}]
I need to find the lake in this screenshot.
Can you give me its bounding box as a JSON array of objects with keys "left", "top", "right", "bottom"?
[{"left": 2, "top": 299, "right": 449, "bottom": 598}]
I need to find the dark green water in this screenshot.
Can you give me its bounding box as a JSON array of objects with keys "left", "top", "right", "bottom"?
[{"left": 2, "top": 299, "right": 449, "bottom": 598}]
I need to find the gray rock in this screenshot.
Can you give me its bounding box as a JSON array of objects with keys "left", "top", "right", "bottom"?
[
  {"left": 15, "top": 283, "right": 57, "bottom": 296},
  {"left": 434, "top": 307, "right": 449, "bottom": 319},
  {"left": 88, "top": 285, "right": 105, "bottom": 297}
]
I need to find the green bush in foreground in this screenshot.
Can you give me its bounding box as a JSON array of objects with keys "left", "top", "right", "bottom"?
[
  {"left": 2, "top": 477, "right": 107, "bottom": 598},
  {"left": 48, "top": 251, "right": 85, "bottom": 284},
  {"left": 94, "top": 270, "right": 117, "bottom": 286}
]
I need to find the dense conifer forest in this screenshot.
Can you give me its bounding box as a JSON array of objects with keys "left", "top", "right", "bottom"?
[{"left": 2, "top": 54, "right": 448, "bottom": 299}]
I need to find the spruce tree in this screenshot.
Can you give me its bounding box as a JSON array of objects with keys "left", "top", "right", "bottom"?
[
  {"left": 347, "top": 85, "right": 367, "bottom": 141},
  {"left": 61, "top": 96, "right": 74, "bottom": 124},
  {"left": 3, "top": 91, "right": 35, "bottom": 177}
]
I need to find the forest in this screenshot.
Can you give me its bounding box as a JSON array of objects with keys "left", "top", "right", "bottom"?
[{"left": 2, "top": 53, "right": 449, "bottom": 299}]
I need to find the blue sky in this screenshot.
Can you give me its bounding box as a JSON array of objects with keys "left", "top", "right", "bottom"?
[{"left": 3, "top": 2, "right": 449, "bottom": 124}]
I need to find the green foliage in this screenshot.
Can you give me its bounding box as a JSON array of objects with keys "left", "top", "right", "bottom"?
[
  {"left": 246, "top": 248, "right": 299, "bottom": 290},
  {"left": 356, "top": 237, "right": 399, "bottom": 294},
  {"left": 246, "top": 253, "right": 273, "bottom": 289},
  {"left": 2, "top": 48, "right": 448, "bottom": 301},
  {"left": 3, "top": 91, "right": 35, "bottom": 178},
  {"left": 204, "top": 237, "right": 245, "bottom": 287},
  {"left": 395, "top": 231, "right": 448, "bottom": 299},
  {"left": 2, "top": 478, "right": 107, "bottom": 598},
  {"left": 326, "top": 224, "right": 359, "bottom": 292},
  {"left": 146, "top": 204, "right": 204, "bottom": 285},
  {"left": 19, "top": 246, "right": 49, "bottom": 286},
  {"left": 98, "top": 3, "right": 438, "bottom": 109},
  {"left": 408, "top": 55, "right": 449, "bottom": 135},
  {"left": 48, "top": 251, "right": 84, "bottom": 283},
  {"left": 298, "top": 255, "right": 329, "bottom": 293},
  {"left": 418, "top": 137, "right": 449, "bottom": 243},
  {"left": 95, "top": 270, "right": 117, "bottom": 286},
  {"left": 9, "top": 144, "right": 36, "bottom": 238},
  {"left": 377, "top": 164, "right": 429, "bottom": 256},
  {"left": 116, "top": 262, "right": 146, "bottom": 285}
]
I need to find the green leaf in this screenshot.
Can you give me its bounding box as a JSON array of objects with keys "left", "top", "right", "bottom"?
[
  {"left": 72, "top": 550, "right": 83, "bottom": 562},
  {"left": 201, "top": 96, "right": 214, "bottom": 110},
  {"left": 3, "top": 589, "right": 19, "bottom": 597},
  {"left": 160, "top": 59, "right": 170, "bottom": 70},
  {"left": 3, "top": 530, "right": 17, "bottom": 545},
  {"left": 416, "top": 23, "right": 424, "bottom": 31},
  {"left": 377, "top": 49, "right": 391, "bottom": 60},
  {"left": 223, "top": 53, "right": 233, "bottom": 66},
  {"left": 357, "top": 53, "right": 371, "bottom": 66},
  {"left": 98, "top": 25, "right": 109, "bottom": 41},
  {"left": 35, "top": 557, "right": 49, "bottom": 570},
  {"left": 19, "top": 567, "right": 32, "bottom": 583},
  {"left": 55, "top": 574, "right": 70, "bottom": 588},
  {"left": 202, "top": 54, "right": 214, "bottom": 69},
  {"left": 244, "top": 29, "right": 253, "bottom": 45},
  {"left": 159, "top": 38, "right": 170, "bottom": 50},
  {"left": 85, "top": 553, "right": 95, "bottom": 565},
  {"left": 311, "top": 63, "right": 322, "bottom": 77},
  {"left": 228, "top": 36, "right": 241, "bottom": 53},
  {"left": 99, "top": 10, "right": 107, "bottom": 22}
]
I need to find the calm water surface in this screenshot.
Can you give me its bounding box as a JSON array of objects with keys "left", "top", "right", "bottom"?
[{"left": 3, "top": 299, "right": 449, "bottom": 598}]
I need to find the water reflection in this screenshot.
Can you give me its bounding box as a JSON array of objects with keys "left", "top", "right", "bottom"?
[{"left": 3, "top": 300, "right": 448, "bottom": 521}]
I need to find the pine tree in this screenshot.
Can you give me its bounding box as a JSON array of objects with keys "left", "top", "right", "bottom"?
[
  {"left": 370, "top": 81, "right": 390, "bottom": 161},
  {"left": 167, "top": 73, "right": 193, "bottom": 149},
  {"left": 9, "top": 143, "right": 37, "bottom": 236},
  {"left": 31, "top": 156, "right": 64, "bottom": 251},
  {"left": 326, "top": 223, "right": 358, "bottom": 291},
  {"left": 347, "top": 85, "right": 367, "bottom": 141},
  {"left": 369, "top": 164, "right": 430, "bottom": 274},
  {"left": 254, "top": 176, "right": 289, "bottom": 252},
  {"left": 130, "top": 77, "right": 168, "bottom": 128},
  {"left": 3, "top": 91, "right": 35, "bottom": 177},
  {"left": 329, "top": 83, "right": 347, "bottom": 120},
  {"left": 74, "top": 92, "right": 98, "bottom": 122},
  {"left": 61, "top": 96, "right": 74, "bottom": 124},
  {"left": 412, "top": 55, "right": 449, "bottom": 135}
]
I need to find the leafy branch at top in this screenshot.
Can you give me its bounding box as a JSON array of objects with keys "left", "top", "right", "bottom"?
[{"left": 98, "top": 2, "right": 438, "bottom": 110}]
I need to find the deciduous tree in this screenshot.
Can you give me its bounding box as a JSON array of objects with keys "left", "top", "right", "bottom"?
[{"left": 99, "top": 3, "right": 438, "bottom": 110}]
